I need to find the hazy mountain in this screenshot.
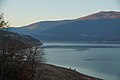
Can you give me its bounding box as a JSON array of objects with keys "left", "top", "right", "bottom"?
[
  {"left": 10, "top": 11, "right": 120, "bottom": 43},
  {"left": 39, "top": 18, "right": 120, "bottom": 40},
  {"left": 10, "top": 20, "right": 72, "bottom": 34},
  {"left": 23, "top": 20, "right": 72, "bottom": 30}
]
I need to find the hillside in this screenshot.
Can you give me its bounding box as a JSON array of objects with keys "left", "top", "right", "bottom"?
[
  {"left": 37, "top": 64, "right": 102, "bottom": 80},
  {"left": 40, "top": 18, "right": 120, "bottom": 42},
  {"left": 0, "top": 30, "right": 42, "bottom": 47},
  {"left": 10, "top": 11, "right": 120, "bottom": 43},
  {"left": 10, "top": 20, "right": 72, "bottom": 35}
]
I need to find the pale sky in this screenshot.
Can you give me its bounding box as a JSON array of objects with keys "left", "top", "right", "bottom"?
[{"left": 1, "top": 0, "right": 120, "bottom": 27}]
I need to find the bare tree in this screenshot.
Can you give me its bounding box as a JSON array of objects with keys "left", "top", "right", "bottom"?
[
  {"left": 0, "top": 13, "right": 10, "bottom": 80},
  {"left": 0, "top": 13, "right": 45, "bottom": 80}
]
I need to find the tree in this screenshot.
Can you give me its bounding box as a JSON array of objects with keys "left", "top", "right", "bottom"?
[
  {"left": 0, "top": 13, "right": 10, "bottom": 80},
  {"left": 0, "top": 13, "right": 45, "bottom": 80}
]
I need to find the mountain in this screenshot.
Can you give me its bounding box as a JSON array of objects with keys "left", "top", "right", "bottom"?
[
  {"left": 79, "top": 11, "right": 120, "bottom": 20},
  {"left": 10, "top": 20, "right": 72, "bottom": 35},
  {"left": 10, "top": 11, "right": 120, "bottom": 43},
  {"left": 41, "top": 18, "right": 120, "bottom": 41}
]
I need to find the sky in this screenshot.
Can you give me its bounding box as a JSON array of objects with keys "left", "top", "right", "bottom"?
[{"left": 1, "top": 0, "right": 120, "bottom": 27}]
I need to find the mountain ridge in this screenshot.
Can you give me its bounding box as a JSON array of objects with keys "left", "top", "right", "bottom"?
[
  {"left": 79, "top": 11, "right": 120, "bottom": 20},
  {"left": 10, "top": 11, "right": 120, "bottom": 42}
]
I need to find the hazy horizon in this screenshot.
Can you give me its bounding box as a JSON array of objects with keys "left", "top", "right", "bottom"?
[{"left": 1, "top": 0, "right": 120, "bottom": 27}]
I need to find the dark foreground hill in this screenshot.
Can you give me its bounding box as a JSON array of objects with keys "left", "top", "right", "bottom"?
[
  {"left": 0, "top": 30, "right": 42, "bottom": 46},
  {"left": 10, "top": 11, "right": 120, "bottom": 43}
]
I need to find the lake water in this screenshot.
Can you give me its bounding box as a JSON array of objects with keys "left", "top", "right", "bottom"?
[{"left": 42, "top": 42, "right": 120, "bottom": 80}]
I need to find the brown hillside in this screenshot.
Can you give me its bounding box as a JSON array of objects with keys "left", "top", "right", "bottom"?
[{"left": 38, "top": 64, "right": 103, "bottom": 80}]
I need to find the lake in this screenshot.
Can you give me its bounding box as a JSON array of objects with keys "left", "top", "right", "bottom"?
[{"left": 42, "top": 42, "right": 120, "bottom": 80}]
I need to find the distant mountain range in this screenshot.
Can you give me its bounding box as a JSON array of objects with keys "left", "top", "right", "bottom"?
[{"left": 10, "top": 11, "right": 120, "bottom": 43}]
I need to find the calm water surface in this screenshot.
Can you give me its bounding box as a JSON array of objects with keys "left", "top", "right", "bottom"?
[{"left": 42, "top": 43, "right": 120, "bottom": 80}]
